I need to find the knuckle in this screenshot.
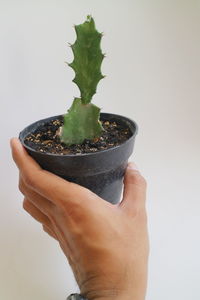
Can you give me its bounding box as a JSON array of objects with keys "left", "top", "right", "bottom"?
[
  {"left": 129, "top": 171, "right": 147, "bottom": 188},
  {"left": 23, "top": 174, "right": 32, "bottom": 187},
  {"left": 67, "top": 202, "right": 81, "bottom": 218},
  {"left": 42, "top": 225, "right": 54, "bottom": 238},
  {"left": 18, "top": 181, "right": 25, "bottom": 194},
  {"left": 23, "top": 172, "right": 36, "bottom": 188},
  {"left": 42, "top": 224, "right": 47, "bottom": 232},
  {"left": 65, "top": 200, "right": 85, "bottom": 221},
  {"left": 43, "top": 225, "right": 50, "bottom": 235},
  {"left": 23, "top": 198, "right": 29, "bottom": 211},
  {"left": 138, "top": 175, "right": 147, "bottom": 187}
]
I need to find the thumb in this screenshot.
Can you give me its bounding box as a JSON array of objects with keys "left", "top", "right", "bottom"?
[{"left": 120, "top": 163, "right": 147, "bottom": 216}]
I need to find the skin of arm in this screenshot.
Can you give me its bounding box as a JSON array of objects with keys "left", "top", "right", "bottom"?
[{"left": 11, "top": 138, "right": 149, "bottom": 300}]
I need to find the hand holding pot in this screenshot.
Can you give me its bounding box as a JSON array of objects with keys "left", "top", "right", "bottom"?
[{"left": 11, "top": 138, "right": 149, "bottom": 300}]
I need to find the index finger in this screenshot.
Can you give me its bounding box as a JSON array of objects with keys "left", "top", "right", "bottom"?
[{"left": 10, "top": 138, "right": 98, "bottom": 207}]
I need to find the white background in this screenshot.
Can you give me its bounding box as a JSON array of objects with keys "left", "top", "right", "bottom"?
[{"left": 0, "top": 1, "right": 200, "bottom": 299}]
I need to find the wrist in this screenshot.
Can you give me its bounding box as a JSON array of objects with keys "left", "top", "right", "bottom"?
[{"left": 85, "top": 289, "right": 145, "bottom": 300}]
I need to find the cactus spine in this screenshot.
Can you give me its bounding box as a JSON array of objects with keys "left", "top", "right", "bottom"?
[{"left": 61, "top": 16, "right": 105, "bottom": 145}]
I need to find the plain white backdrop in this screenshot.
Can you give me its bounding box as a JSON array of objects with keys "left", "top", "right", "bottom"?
[{"left": 0, "top": 1, "right": 200, "bottom": 299}]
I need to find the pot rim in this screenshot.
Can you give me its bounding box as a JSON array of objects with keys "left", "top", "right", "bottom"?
[{"left": 19, "top": 112, "right": 138, "bottom": 157}]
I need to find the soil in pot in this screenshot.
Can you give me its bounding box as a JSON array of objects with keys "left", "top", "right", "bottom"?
[{"left": 24, "top": 116, "right": 132, "bottom": 155}]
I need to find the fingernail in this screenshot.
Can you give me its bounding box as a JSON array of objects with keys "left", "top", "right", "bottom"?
[{"left": 127, "top": 162, "right": 139, "bottom": 171}]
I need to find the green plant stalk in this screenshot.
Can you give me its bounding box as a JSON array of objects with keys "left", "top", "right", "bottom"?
[{"left": 61, "top": 16, "right": 105, "bottom": 145}]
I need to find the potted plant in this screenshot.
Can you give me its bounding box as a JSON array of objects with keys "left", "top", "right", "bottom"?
[{"left": 19, "top": 16, "right": 138, "bottom": 204}]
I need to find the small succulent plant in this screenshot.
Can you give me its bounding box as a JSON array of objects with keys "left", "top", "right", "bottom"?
[{"left": 60, "top": 15, "right": 105, "bottom": 145}]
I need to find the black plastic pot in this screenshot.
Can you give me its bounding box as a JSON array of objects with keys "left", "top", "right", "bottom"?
[{"left": 19, "top": 113, "right": 138, "bottom": 204}]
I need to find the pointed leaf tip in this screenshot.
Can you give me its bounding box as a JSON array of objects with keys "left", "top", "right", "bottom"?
[{"left": 87, "top": 15, "right": 92, "bottom": 21}]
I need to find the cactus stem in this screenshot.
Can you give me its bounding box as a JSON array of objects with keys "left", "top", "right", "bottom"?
[{"left": 61, "top": 16, "right": 105, "bottom": 145}]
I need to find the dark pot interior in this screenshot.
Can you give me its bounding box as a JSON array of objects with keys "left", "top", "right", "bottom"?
[{"left": 19, "top": 113, "right": 138, "bottom": 204}]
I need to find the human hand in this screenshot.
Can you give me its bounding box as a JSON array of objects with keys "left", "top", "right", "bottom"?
[{"left": 11, "top": 138, "right": 149, "bottom": 300}]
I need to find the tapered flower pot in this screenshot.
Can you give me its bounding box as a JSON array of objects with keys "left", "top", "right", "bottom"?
[{"left": 19, "top": 113, "right": 138, "bottom": 204}]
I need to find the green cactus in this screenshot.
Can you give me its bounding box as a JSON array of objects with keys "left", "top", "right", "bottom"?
[{"left": 61, "top": 15, "right": 105, "bottom": 145}]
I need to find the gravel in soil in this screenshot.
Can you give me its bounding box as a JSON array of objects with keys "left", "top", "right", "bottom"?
[{"left": 24, "top": 118, "right": 132, "bottom": 155}]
